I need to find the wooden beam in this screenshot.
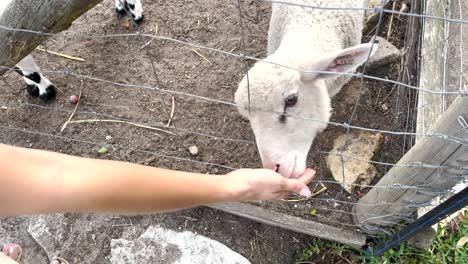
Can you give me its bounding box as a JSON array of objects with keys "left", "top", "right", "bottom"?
[
  {"left": 417, "top": 0, "right": 468, "bottom": 136},
  {"left": 0, "top": 0, "right": 103, "bottom": 77},
  {"left": 353, "top": 96, "right": 468, "bottom": 232},
  {"left": 208, "top": 202, "right": 367, "bottom": 247}
]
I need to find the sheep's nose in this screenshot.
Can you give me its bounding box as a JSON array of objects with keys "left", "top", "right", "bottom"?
[{"left": 274, "top": 164, "right": 280, "bottom": 173}]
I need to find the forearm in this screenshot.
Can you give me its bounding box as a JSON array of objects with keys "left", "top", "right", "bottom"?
[
  {"left": 0, "top": 144, "right": 239, "bottom": 216},
  {"left": 62, "top": 157, "right": 238, "bottom": 214}
]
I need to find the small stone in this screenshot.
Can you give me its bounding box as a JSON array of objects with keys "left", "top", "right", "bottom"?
[
  {"left": 367, "top": 37, "right": 401, "bottom": 69},
  {"left": 106, "top": 135, "right": 113, "bottom": 141},
  {"left": 1, "top": 106, "right": 7, "bottom": 110},
  {"left": 188, "top": 145, "right": 199, "bottom": 156},
  {"left": 381, "top": 104, "right": 388, "bottom": 111},
  {"left": 122, "top": 20, "right": 130, "bottom": 29},
  {"left": 69, "top": 95, "right": 79, "bottom": 104}
]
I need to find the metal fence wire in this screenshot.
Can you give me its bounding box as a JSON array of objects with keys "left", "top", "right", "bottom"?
[{"left": 0, "top": 0, "right": 467, "bottom": 247}]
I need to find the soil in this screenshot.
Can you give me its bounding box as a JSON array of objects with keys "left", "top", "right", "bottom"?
[{"left": 0, "top": 0, "right": 417, "bottom": 263}]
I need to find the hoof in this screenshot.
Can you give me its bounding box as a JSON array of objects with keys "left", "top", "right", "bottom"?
[
  {"left": 26, "top": 84, "right": 39, "bottom": 97},
  {"left": 39, "top": 85, "right": 57, "bottom": 101},
  {"left": 115, "top": 7, "right": 126, "bottom": 18},
  {"left": 132, "top": 14, "right": 144, "bottom": 25}
]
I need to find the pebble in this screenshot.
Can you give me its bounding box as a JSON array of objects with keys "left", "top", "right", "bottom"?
[
  {"left": 381, "top": 103, "right": 388, "bottom": 111},
  {"left": 69, "top": 95, "right": 79, "bottom": 104},
  {"left": 122, "top": 20, "right": 130, "bottom": 29},
  {"left": 189, "top": 145, "right": 199, "bottom": 156},
  {"left": 1, "top": 106, "right": 7, "bottom": 110},
  {"left": 106, "top": 135, "right": 113, "bottom": 141}
]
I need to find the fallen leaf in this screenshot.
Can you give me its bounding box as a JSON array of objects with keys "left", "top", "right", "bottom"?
[
  {"left": 309, "top": 209, "right": 317, "bottom": 216},
  {"left": 456, "top": 237, "right": 468, "bottom": 248},
  {"left": 98, "top": 147, "right": 109, "bottom": 154}
]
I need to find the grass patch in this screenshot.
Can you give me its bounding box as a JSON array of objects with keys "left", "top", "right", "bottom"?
[{"left": 296, "top": 212, "right": 467, "bottom": 264}]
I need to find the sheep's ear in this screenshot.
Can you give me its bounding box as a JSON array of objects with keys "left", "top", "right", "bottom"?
[{"left": 299, "top": 43, "right": 377, "bottom": 82}]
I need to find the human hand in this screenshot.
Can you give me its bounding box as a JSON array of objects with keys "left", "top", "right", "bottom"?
[{"left": 224, "top": 168, "right": 316, "bottom": 201}]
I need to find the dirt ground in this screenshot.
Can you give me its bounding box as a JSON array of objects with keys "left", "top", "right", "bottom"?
[{"left": 0, "top": 0, "right": 416, "bottom": 263}]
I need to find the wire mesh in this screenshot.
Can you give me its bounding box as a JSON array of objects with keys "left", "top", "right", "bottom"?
[{"left": 0, "top": 0, "right": 467, "bottom": 238}]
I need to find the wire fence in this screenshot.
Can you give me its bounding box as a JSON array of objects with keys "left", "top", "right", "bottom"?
[{"left": 0, "top": 0, "right": 467, "bottom": 242}]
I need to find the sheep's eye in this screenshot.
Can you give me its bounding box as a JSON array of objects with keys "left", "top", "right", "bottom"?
[{"left": 284, "top": 94, "right": 298, "bottom": 107}]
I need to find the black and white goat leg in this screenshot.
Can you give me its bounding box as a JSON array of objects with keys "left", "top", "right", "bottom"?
[
  {"left": 115, "top": 0, "right": 144, "bottom": 24},
  {"left": 13, "top": 55, "right": 56, "bottom": 101}
]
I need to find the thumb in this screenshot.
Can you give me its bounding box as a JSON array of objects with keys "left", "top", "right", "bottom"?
[{"left": 283, "top": 179, "right": 311, "bottom": 197}]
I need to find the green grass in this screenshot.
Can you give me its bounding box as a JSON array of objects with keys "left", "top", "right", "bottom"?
[{"left": 296, "top": 212, "right": 467, "bottom": 264}]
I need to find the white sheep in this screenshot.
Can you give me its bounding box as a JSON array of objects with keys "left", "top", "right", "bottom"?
[
  {"left": 235, "top": 0, "right": 377, "bottom": 178},
  {"left": 0, "top": 0, "right": 144, "bottom": 100}
]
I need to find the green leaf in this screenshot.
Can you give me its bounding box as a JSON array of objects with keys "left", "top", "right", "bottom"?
[
  {"left": 309, "top": 209, "right": 317, "bottom": 216},
  {"left": 98, "top": 146, "right": 109, "bottom": 154}
]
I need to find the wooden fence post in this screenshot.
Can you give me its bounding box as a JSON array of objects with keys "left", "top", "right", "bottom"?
[
  {"left": 353, "top": 96, "right": 468, "bottom": 232},
  {"left": 0, "top": 0, "right": 103, "bottom": 77}
]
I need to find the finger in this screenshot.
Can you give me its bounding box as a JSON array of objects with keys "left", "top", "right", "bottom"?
[
  {"left": 271, "top": 191, "right": 294, "bottom": 200},
  {"left": 298, "top": 168, "right": 316, "bottom": 184},
  {"left": 282, "top": 179, "right": 311, "bottom": 197}
]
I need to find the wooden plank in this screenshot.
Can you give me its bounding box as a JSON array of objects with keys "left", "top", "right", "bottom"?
[
  {"left": 417, "top": 0, "right": 468, "bottom": 136},
  {"left": 208, "top": 202, "right": 367, "bottom": 247},
  {"left": 0, "top": 0, "right": 104, "bottom": 77},
  {"left": 411, "top": 0, "right": 468, "bottom": 247},
  {"left": 354, "top": 96, "right": 468, "bottom": 232}
]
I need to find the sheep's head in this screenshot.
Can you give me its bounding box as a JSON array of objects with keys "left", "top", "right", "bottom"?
[{"left": 235, "top": 43, "right": 376, "bottom": 178}]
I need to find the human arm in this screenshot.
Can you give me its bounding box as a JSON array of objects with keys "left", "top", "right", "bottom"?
[{"left": 0, "top": 144, "right": 315, "bottom": 216}]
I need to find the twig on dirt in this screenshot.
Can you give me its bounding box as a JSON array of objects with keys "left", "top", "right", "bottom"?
[
  {"left": 1, "top": 77, "right": 21, "bottom": 95},
  {"left": 140, "top": 24, "right": 158, "bottom": 49},
  {"left": 68, "top": 119, "right": 176, "bottom": 135},
  {"left": 137, "top": 156, "right": 159, "bottom": 165},
  {"left": 185, "top": 19, "right": 201, "bottom": 33},
  {"left": 282, "top": 183, "right": 327, "bottom": 202},
  {"left": 190, "top": 49, "right": 211, "bottom": 64},
  {"left": 120, "top": 143, "right": 143, "bottom": 160},
  {"left": 166, "top": 96, "right": 175, "bottom": 127},
  {"left": 36, "top": 47, "right": 84, "bottom": 62},
  {"left": 399, "top": 2, "right": 409, "bottom": 16},
  {"left": 380, "top": 84, "right": 396, "bottom": 104},
  {"left": 386, "top": 1, "right": 397, "bottom": 39},
  {"left": 111, "top": 224, "right": 132, "bottom": 227},
  {"left": 52, "top": 257, "right": 70, "bottom": 264},
  {"left": 149, "top": 59, "right": 172, "bottom": 121},
  {"left": 60, "top": 82, "right": 83, "bottom": 133}
]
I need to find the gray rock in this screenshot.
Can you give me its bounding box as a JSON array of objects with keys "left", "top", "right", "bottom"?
[
  {"left": 110, "top": 225, "right": 251, "bottom": 264},
  {"left": 407, "top": 227, "right": 436, "bottom": 250},
  {"left": 27, "top": 214, "right": 67, "bottom": 261},
  {"left": 368, "top": 37, "right": 401, "bottom": 69},
  {"left": 326, "top": 132, "right": 382, "bottom": 193}
]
